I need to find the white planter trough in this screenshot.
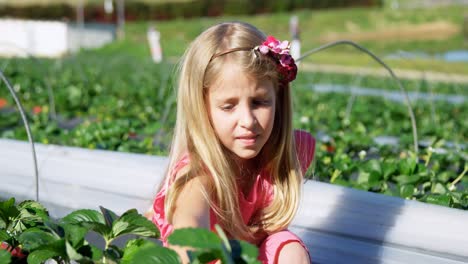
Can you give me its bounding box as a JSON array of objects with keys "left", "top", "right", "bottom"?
[{"left": 0, "top": 139, "right": 467, "bottom": 263}]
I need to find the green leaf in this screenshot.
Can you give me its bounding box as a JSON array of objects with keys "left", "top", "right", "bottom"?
[
  {"left": 111, "top": 209, "right": 159, "bottom": 239},
  {"left": 99, "top": 206, "right": 119, "bottom": 228},
  {"left": 122, "top": 238, "right": 179, "bottom": 264},
  {"left": 431, "top": 182, "right": 448, "bottom": 194},
  {"left": 17, "top": 200, "right": 49, "bottom": 221},
  {"left": 61, "top": 209, "right": 110, "bottom": 238},
  {"left": 214, "top": 224, "right": 231, "bottom": 252},
  {"left": 66, "top": 241, "right": 84, "bottom": 261},
  {"left": 0, "top": 198, "right": 15, "bottom": 212},
  {"left": 399, "top": 158, "right": 417, "bottom": 176},
  {"left": 394, "top": 175, "right": 421, "bottom": 185},
  {"left": 0, "top": 198, "right": 19, "bottom": 229},
  {"left": 0, "top": 229, "right": 9, "bottom": 241},
  {"left": 17, "top": 228, "right": 58, "bottom": 251},
  {"left": 27, "top": 249, "right": 60, "bottom": 264},
  {"left": 104, "top": 244, "right": 123, "bottom": 261},
  {"left": 168, "top": 228, "right": 222, "bottom": 250},
  {"left": 0, "top": 249, "right": 12, "bottom": 264},
  {"left": 62, "top": 209, "right": 105, "bottom": 225},
  {"left": 230, "top": 240, "right": 260, "bottom": 264},
  {"left": 365, "top": 159, "right": 382, "bottom": 175},
  {"left": 357, "top": 172, "right": 370, "bottom": 185},
  {"left": 425, "top": 194, "right": 453, "bottom": 207},
  {"left": 399, "top": 184, "right": 415, "bottom": 198},
  {"left": 382, "top": 162, "right": 397, "bottom": 180},
  {"left": 187, "top": 250, "right": 219, "bottom": 264},
  {"left": 61, "top": 223, "right": 88, "bottom": 248},
  {"left": 44, "top": 220, "right": 65, "bottom": 238},
  {"left": 80, "top": 244, "right": 103, "bottom": 261}
]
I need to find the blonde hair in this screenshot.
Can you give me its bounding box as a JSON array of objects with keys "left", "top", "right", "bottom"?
[{"left": 163, "top": 21, "right": 302, "bottom": 242}]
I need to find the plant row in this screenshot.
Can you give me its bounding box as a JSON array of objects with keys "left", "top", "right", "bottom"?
[
  {"left": 0, "top": 56, "right": 466, "bottom": 209},
  {"left": 0, "top": 198, "right": 259, "bottom": 264}
]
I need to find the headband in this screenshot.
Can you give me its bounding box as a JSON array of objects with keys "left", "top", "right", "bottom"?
[{"left": 211, "top": 36, "right": 298, "bottom": 85}]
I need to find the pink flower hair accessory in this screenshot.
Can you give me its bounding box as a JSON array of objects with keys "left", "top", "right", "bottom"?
[{"left": 255, "top": 36, "right": 298, "bottom": 85}]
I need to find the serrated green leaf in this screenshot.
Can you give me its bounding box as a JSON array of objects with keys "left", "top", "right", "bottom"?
[
  {"left": 61, "top": 209, "right": 110, "bottom": 238},
  {"left": 168, "top": 228, "right": 222, "bottom": 250},
  {"left": 27, "top": 249, "right": 60, "bottom": 264},
  {"left": 99, "top": 206, "right": 119, "bottom": 228},
  {"left": 62, "top": 223, "right": 88, "bottom": 248},
  {"left": 104, "top": 244, "right": 123, "bottom": 261},
  {"left": 425, "top": 194, "right": 453, "bottom": 207},
  {"left": 122, "top": 238, "right": 179, "bottom": 264},
  {"left": 382, "top": 162, "right": 397, "bottom": 180},
  {"left": 111, "top": 209, "right": 159, "bottom": 239},
  {"left": 399, "top": 184, "right": 415, "bottom": 198},
  {"left": 365, "top": 159, "right": 382, "bottom": 175},
  {"left": 399, "top": 158, "right": 417, "bottom": 176},
  {"left": 357, "top": 172, "right": 370, "bottom": 185},
  {"left": 76, "top": 244, "right": 103, "bottom": 261},
  {"left": 214, "top": 225, "right": 231, "bottom": 252},
  {"left": 238, "top": 240, "right": 260, "bottom": 264},
  {"left": 17, "top": 228, "right": 57, "bottom": 251},
  {"left": 394, "top": 175, "right": 421, "bottom": 185},
  {"left": 0, "top": 198, "right": 15, "bottom": 211},
  {"left": 0, "top": 248, "right": 12, "bottom": 264},
  {"left": 432, "top": 182, "right": 448, "bottom": 194},
  {"left": 66, "top": 240, "right": 84, "bottom": 261},
  {"left": 62, "top": 209, "right": 105, "bottom": 225},
  {"left": 0, "top": 229, "right": 9, "bottom": 241},
  {"left": 18, "top": 200, "right": 49, "bottom": 220},
  {"left": 0, "top": 198, "right": 19, "bottom": 229},
  {"left": 44, "top": 220, "right": 65, "bottom": 238},
  {"left": 187, "top": 250, "right": 219, "bottom": 263}
]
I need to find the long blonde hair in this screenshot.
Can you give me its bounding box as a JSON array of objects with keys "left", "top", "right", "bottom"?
[{"left": 163, "top": 21, "right": 302, "bottom": 242}]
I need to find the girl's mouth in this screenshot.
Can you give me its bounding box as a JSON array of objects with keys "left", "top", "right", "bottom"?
[{"left": 237, "top": 135, "right": 258, "bottom": 146}]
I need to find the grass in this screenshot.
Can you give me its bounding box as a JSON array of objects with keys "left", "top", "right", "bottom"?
[{"left": 86, "top": 5, "right": 468, "bottom": 75}]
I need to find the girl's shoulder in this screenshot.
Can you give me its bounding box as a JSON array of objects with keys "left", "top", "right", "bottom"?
[{"left": 293, "top": 130, "right": 315, "bottom": 174}]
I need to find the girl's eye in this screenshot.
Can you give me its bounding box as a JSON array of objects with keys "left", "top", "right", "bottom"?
[
  {"left": 253, "top": 99, "right": 271, "bottom": 106},
  {"left": 220, "top": 104, "right": 234, "bottom": 111}
]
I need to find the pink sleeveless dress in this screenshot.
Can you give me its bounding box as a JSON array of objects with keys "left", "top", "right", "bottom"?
[{"left": 152, "top": 130, "right": 315, "bottom": 263}]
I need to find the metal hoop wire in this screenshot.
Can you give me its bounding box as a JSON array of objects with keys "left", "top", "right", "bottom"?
[
  {"left": 0, "top": 69, "right": 39, "bottom": 201},
  {"left": 297, "top": 40, "right": 419, "bottom": 154}
]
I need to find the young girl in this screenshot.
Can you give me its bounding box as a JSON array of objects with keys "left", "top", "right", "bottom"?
[{"left": 152, "top": 21, "right": 315, "bottom": 264}]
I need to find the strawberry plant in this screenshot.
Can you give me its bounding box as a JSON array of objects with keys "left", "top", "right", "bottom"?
[{"left": 0, "top": 198, "right": 260, "bottom": 264}]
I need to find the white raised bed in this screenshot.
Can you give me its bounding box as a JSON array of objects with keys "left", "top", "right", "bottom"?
[{"left": 0, "top": 139, "right": 467, "bottom": 263}]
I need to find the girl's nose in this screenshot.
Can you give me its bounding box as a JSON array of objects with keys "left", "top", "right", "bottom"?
[{"left": 239, "top": 105, "right": 256, "bottom": 128}]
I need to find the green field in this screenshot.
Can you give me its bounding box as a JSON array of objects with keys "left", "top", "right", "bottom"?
[
  {"left": 0, "top": 5, "right": 467, "bottom": 208},
  {"left": 83, "top": 5, "right": 468, "bottom": 74}
]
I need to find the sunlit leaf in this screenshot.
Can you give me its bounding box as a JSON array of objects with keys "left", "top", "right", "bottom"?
[
  {"left": 61, "top": 209, "right": 110, "bottom": 238},
  {"left": 111, "top": 209, "right": 159, "bottom": 239},
  {"left": 168, "top": 228, "right": 222, "bottom": 250},
  {"left": 122, "top": 238, "right": 179, "bottom": 264}
]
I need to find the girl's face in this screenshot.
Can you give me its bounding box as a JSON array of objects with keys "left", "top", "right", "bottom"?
[{"left": 206, "top": 62, "right": 276, "bottom": 162}]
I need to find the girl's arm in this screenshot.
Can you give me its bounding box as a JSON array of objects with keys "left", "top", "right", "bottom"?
[{"left": 170, "top": 175, "right": 211, "bottom": 263}]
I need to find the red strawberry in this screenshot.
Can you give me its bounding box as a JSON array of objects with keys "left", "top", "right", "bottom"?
[
  {"left": 0, "top": 98, "right": 7, "bottom": 109},
  {"left": 32, "top": 106, "right": 42, "bottom": 115}
]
